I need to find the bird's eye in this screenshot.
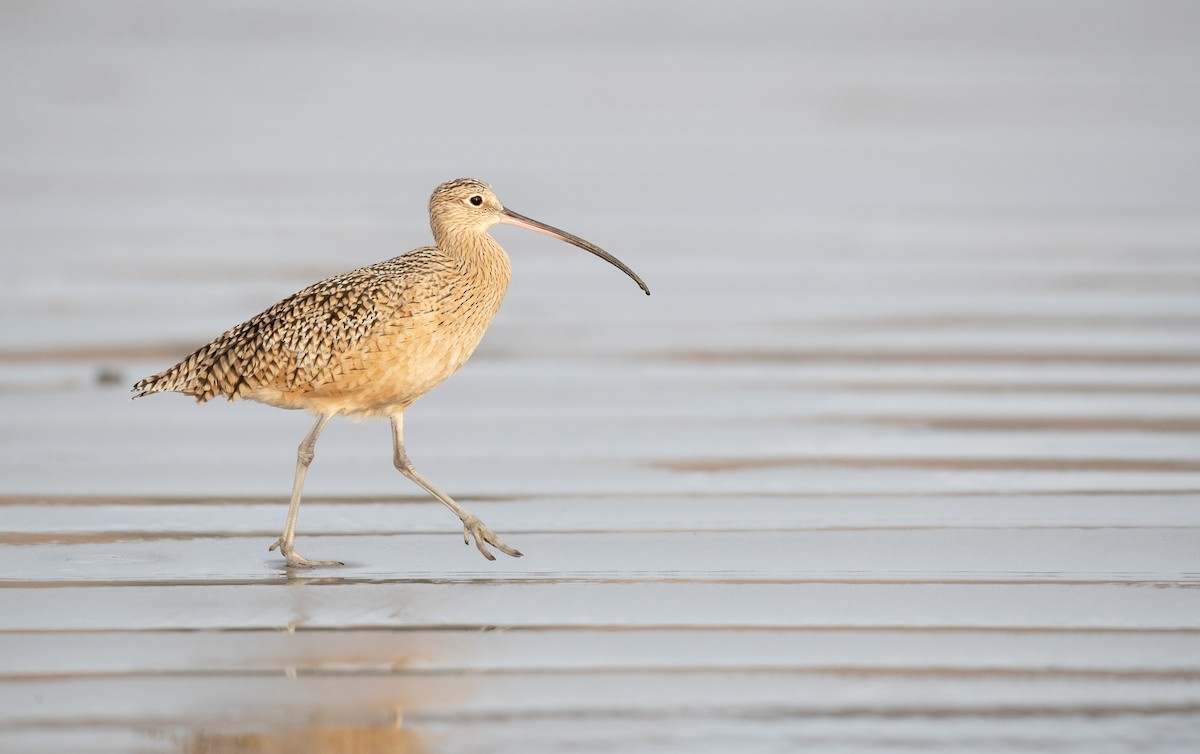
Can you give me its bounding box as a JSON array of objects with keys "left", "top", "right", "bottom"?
[{"left": 469, "top": 195, "right": 483, "bottom": 206}]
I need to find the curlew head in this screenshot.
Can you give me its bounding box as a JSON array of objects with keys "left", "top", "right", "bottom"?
[{"left": 429, "top": 177, "right": 650, "bottom": 295}]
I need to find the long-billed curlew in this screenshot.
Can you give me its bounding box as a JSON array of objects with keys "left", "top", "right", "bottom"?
[{"left": 133, "top": 178, "right": 649, "bottom": 567}]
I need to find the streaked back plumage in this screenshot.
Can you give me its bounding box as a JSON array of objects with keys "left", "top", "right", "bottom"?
[{"left": 133, "top": 251, "right": 443, "bottom": 403}]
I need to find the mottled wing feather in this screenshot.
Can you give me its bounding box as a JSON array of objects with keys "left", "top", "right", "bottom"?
[{"left": 132, "top": 250, "right": 450, "bottom": 403}]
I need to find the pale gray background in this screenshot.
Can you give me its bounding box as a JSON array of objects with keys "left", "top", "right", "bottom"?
[{"left": 2, "top": 2, "right": 1199, "bottom": 753}]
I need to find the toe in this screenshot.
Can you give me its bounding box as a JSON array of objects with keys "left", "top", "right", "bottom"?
[{"left": 474, "top": 539, "right": 497, "bottom": 561}]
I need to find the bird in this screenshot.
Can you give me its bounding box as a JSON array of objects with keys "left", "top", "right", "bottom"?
[{"left": 132, "top": 178, "right": 649, "bottom": 567}]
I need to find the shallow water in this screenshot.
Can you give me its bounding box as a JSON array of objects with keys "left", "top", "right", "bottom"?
[{"left": 2, "top": 2, "right": 1200, "bottom": 752}]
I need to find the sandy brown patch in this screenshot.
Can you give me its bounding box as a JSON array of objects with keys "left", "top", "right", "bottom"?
[
  {"left": 671, "top": 349, "right": 1200, "bottom": 365},
  {"left": 863, "top": 416, "right": 1200, "bottom": 432},
  {"left": 653, "top": 456, "right": 1200, "bottom": 473}
]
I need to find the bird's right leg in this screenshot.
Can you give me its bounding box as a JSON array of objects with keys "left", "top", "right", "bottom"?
[
  {"left": 389, "top": 412, "right": 522, "bottom": 561},
  {"left": 269, "top": 413, "right": 342, "bottom": 567}
]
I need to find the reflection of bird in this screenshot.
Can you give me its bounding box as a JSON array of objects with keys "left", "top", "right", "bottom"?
[{"left": 133, "top": 178, "right": 649, "bottom": 567}]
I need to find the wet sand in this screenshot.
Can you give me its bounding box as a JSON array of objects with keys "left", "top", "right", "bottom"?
[{"left": 2, "top": 2, "right": 1200, "bottom": 752}]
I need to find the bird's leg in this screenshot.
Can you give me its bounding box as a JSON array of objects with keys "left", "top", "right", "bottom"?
[
  {"left": 389, "top": 413, "right": 522, "bottom": 561},
  {"left": 269, "top": 413, "right": 342, "bottom": 568}
]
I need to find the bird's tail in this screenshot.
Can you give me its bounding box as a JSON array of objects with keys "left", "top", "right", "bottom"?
[
  {"left": 130, "top": 343, "right": 224, "bottom": 402},
  {"left": 130, "top": 371, "right": 171, "bottom": 400}
]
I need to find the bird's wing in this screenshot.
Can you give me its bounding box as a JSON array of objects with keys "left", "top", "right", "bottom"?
[{"left": 132, "top": 249, "right": 452, "bottom": 402}]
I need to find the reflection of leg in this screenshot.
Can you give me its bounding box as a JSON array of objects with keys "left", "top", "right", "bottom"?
[
  {"left": 389, "top": 412, "right": 522, "bottom": 561},
  {"left": 269, "top": 413, "right": 343, "bottom": 567}
]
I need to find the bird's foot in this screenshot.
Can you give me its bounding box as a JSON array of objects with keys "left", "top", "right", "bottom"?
[
  {"left": 460, "top": 515, "right": 522, "bottom": 561},
  {"left": 269, "top": 538, "right": 344, "bottom": 568}
]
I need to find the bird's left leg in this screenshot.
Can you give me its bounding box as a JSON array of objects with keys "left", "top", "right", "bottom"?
[{"left": 389, "top": 412, "right": 522, "bottom": 561}]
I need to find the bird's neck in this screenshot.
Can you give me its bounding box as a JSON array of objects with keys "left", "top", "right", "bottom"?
[{"left": 437, "top": 229, "right": 513, "bottom": 285}]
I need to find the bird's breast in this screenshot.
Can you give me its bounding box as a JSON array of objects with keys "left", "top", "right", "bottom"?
[{"left": 336, "top": 258, "right": 510, "bottom": 414}]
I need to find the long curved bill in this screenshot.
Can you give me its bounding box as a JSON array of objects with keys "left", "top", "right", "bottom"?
[{"left": 499, "top": 208, "right": 650, "bottom": 295}]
